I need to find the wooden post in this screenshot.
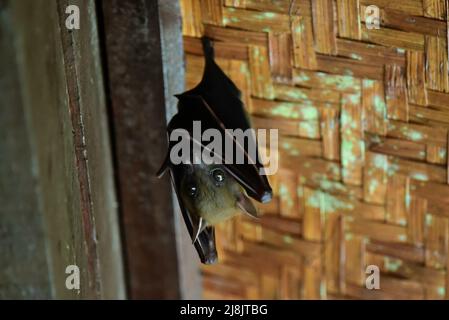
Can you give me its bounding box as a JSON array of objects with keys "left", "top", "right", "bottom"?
[
  {"left": 5, "top": 0, "right": 126, "bottom": 298},
  {"left": 100, "top": 0, "right": 201, "bottom": 299},
  {"left": 0, "top": 2, "right": 52, "bottom": 299}
]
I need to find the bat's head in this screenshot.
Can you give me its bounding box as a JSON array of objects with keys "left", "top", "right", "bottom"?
[{"left": 180, "top": 164, "right": 258, "bottom": 228}]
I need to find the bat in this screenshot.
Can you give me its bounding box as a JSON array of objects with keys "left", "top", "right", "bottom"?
[{"left": 158, "top": 37, "right": 272, "bottom": 264}]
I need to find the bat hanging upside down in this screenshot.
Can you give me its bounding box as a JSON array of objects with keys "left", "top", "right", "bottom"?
[{"left": 157, "top": 37, "right": 272, "bottom": 264}]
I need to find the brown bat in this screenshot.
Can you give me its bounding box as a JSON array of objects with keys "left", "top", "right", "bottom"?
[{"left": 158, "top": 37, "right": 272, "bottom": 264}]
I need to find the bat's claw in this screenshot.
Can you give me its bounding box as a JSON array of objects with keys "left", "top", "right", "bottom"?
[
  {"left": 202, "top": 252, "right": 218, "bottom": 265},
  {"left": 260, "top": 191, "right": 272, "bottom": 203}
]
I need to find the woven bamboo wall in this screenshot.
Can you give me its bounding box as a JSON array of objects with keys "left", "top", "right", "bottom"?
[{"left": 180, "top": 0, "right": 449, "bottom": 299}]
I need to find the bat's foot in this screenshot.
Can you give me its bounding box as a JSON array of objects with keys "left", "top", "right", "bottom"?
[{"left": 201, "top": 36, "right": 215, "bottom": 60}]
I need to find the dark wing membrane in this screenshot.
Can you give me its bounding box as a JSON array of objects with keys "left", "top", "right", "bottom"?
[
  {"left": 179, "top": 37, "right": 272, "bottom": 203},
  {"left": 169, "top": 163, "right": 218, "bottom": 264},
  {"left": 173, "top": 94, "right": 272, "bottom": 203}
]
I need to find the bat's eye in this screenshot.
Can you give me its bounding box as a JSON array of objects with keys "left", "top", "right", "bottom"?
[
  {"left": 212, "top": 169, "right": 225, "bottom": 184},
  {"left": 187, "top": 184, "right": 198, "bottom": 198}
]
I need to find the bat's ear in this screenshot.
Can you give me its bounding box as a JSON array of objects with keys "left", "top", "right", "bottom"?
[{"left": 237, "top": 194, "right": 258, "bottom": 219}]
